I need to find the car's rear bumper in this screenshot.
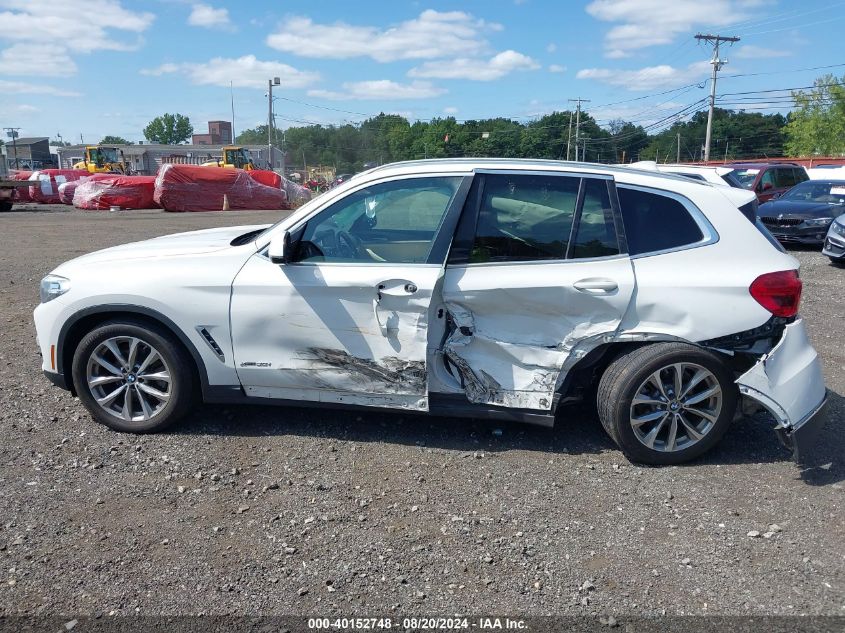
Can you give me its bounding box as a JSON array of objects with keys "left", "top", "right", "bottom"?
[
  {"left": 735, "top": 318, "right": 828, "bottom": 461},
  {"left": 822, "top": 232, "right": 845, "bottom": 259},
  {"left": 775, "top": 394, "right": 829, "bottom": 460}
]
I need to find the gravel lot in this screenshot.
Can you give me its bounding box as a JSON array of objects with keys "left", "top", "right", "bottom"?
[{"left": 0, "top": 205, "right": 842, "bottom": 618}]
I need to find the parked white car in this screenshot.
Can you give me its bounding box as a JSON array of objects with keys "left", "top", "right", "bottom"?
[
  {"left": 626, "top": 161, "right": 736, "bottom": 186},
  {"left": 34, "top": 159, "right": 828, "bottom": 464}
]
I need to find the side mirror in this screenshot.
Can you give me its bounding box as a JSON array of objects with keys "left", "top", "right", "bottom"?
[{"left": 268, "top": 231, "right": 291, "bottom": 264}]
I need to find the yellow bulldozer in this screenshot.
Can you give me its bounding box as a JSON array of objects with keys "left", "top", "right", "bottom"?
[
  {"left": 73, "top": 146, "right": 130, "bottom": 174},
  {"left": 201, "top": 146, "right": 255, "bottom": 170}
]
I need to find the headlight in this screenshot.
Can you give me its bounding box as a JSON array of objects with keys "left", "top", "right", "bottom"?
[
  {"left": 39, "top": 275, "right": 71, "bottom": 303},
  {"left": 804, "top": 217, "right": 833, "bottom": 227},
  {"left": 832, "top": 221, "right": 845, "bottom": 237}
]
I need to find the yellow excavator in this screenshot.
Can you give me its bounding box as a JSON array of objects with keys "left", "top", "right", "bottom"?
[
  {"left": 201, "top": 146, "right": 255, "bottom": 170},
  {"left": 73, "top": 146, "right": 130, "bottom": 174}
]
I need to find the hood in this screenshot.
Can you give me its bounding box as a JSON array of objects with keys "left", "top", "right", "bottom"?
[
  {"left": 55, "top": 224, "right": 270, "bottom": 269},
  {"left": 758, "top": 199, "right": 843, "bottom": 218}
]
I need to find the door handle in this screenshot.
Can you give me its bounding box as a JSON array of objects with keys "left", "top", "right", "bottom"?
[
  {"left": 376, "top": 279, "right": 418, "bottom": 296},
  {"left": 573, "top": 278, "right": 618, "bottom": 293},
  {"left": 373, "top": 280, "right": 417, "bottom": 336}
]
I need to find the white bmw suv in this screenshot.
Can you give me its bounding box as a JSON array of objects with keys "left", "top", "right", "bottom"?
[{"left": 34, "top": 159, "right": 828, "bottom": 465}]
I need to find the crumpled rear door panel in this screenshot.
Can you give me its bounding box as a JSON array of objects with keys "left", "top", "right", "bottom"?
[{"left": 441, "top": 258, "right": 636, "bottom": 410}]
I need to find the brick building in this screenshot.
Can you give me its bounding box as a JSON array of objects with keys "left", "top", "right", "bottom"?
[{"left": 192, "top": 121, "right": 233, "bottom": 146}]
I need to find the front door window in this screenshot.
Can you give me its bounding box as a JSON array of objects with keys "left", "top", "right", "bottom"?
[{"left": 293, "top": 176, "right": 463, "bottom": 264}]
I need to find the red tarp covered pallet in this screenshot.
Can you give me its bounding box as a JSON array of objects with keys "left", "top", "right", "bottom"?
[
  {"left": 154, "top": 164, "right": 287, "bottom": 212},
  {"left": 11, "top": 170, "right": 33, "bottom": 202},
  {"left": 248, "top": 169, "right": 282, "bottom": 189},
  {"left": 281, "top": 177, "right": 312, "bottom": 207},
  {"left": 58, "top": 179, "right": 87, "bottom": 205},
  {"left": 28, "top": 169, "right": 90, "bottom": 204},
  {"left": 73, "top": 175, "right": 158, "bottom": 210}
]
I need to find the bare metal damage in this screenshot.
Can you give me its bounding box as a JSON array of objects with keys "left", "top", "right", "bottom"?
[
  {"left": 303, "top": 347, "right": 426, "bottom": 395},
  {"left": 441, "top": 304, "right": 652, "bottom": 411}
]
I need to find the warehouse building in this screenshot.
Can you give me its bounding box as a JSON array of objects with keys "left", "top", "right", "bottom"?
[
  {"left": 55, "top": 143, "right": 285, "bottom": 175},
  {"left": 4, "top": 137, "right": 51, "bottom": 169}
]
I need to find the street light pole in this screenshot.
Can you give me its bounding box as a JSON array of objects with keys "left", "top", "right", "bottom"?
[
  {"left": 4, "top": 128, "right": 21, "bottom": 169},
  {"left": 268, "top": 76, "right": 280, "bottom": 170}
]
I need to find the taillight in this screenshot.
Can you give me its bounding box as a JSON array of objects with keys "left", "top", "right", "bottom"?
[{"left": 749, "top": 270, "right": 802, "bottom": 317}]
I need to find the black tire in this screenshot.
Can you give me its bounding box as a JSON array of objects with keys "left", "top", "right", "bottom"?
[
  {"left": 71, "top": 320, "right": 197, "bottom": 432},
  {"left": 597, "top": 342, "right": 737, "bottom": 465},
  {"left": 830, "top": 257, "right": 845, "bottom": 267},
  {"left": 0, "top": 200, "right": 13, "bottom": 212}
]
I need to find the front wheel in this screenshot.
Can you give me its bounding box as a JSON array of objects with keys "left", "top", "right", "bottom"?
[
  {"left": 597, "top": 343, "right": 737, "bottom": 465},
  {"left": 71, "top": 320, "right": 197, "bottom": 432}
]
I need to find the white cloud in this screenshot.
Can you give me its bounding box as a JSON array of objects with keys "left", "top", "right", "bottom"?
[
  {"left": 187, "top": 3, "right": 231, "bottom": 29},
  {"left": 546, "top": 43, "right": 557, "bottom": 53},
  {"left": 734, "top": 44, "right": 789, "bottom": 59},
  {"left": 141, "top": 55, "right": 320, "bottom": 89},
  {"left": 444, "top": 106, "right": 459, "bottom": 114},
  {"left": 307, "top": 80, "right": 446, "bottom": 101},
  {"left": 408, "top": 50, "right": 539, "bottom": 81},
  {"left": 267, "top": 10, "right": 500, "bottom": 62},
  {"left": 0, "top": 79, "right": 81, "bottom": 97},
  {"left": 548, "top": 64, "right": 566, "bottom": 73},
  {"left": 585, "top": 0, "right": 752, "bottom": 55},
  {"left": 0, "top": 0, "right": 154, "bottom": 52},
  {"left": 576, "top": 61, "right": 711, "bottom": 91},
  {"left": 0, "top": 44, "right": 77, "bottom": 76}
]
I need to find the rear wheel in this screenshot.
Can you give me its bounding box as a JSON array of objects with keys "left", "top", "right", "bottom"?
[
  {"left": 597, "top": 343, "right": 737, "bottom": 465},
  {"left": 0, "top": 200, "right": 13, "bottom": 212},
  {"left": 71, "top": 320, "right": 196, "bottom": 432}
]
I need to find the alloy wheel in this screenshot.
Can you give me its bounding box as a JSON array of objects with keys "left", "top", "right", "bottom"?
[
  {"left": 86, "top": 336, "right": 172, "bottom": 423},
  {"left": 629, "top": 362, "right": 723, "bottom": 453}
]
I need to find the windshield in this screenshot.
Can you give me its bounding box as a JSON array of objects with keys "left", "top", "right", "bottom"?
[
  {"left": 727, "top": 168, "right": 759, "bottom": 189},
  {"left": 781, "top": 181, "right": 845, "bottom": 204}
]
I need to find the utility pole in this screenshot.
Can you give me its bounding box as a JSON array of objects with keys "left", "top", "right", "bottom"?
[
  {"left": 677, "top": 132, "right": 681, "bottom": 163},
  {"left": 569, "top": 98, "right": 590, "bottom": 162},
  {"left": 230, "top": 81, "right": 236, "bottom": 143},
  {"left": 4, "top": 128, "right": 20, "bottom": 169},
  {"left": 268, "top": 76, "right": 280, "bottom": 170},
  {"left": 566, "top": 111, "right": 573, "bottom": 161},
  {"left": 695, "top": 33, "right": 739, "bottom": 162}
]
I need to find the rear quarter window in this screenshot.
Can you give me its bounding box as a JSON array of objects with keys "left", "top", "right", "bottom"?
[{"left": 617, "top": 187, "right": 704, "bottom": 255}]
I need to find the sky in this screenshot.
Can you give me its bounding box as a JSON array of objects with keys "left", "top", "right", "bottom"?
[{"left": 1, "top": 0, "right": 843, "bottom": 144}]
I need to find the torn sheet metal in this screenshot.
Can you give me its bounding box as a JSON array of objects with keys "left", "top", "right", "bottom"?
[
  {"left": 735, "top": 318, "right": 826, "bottom": 430},
  {"left": 442, "top": 303, "right": 624, "bottom": 411},
  {"left": 440, "top": 258, "right": 637, "bottom": 411}
]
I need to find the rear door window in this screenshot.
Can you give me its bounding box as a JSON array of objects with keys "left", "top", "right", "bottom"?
[
  {"left": 469, "top": 173, "right": 579, "bottom": 262},
  {"left": 571, "top": 179, "right": 620, "bottom": 258},
  {"left": 617, "top": 187, "right": 704, "bottom": 256},
  {"left": 465, "top": 174, "right": 620, "bottom": 263}
]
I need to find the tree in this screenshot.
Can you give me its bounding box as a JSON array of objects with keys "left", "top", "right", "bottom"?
[
  {"left": 100, "top": 135, "right": 131, "bottom": 145},
  {"left": 143, "top": 113, "right": 193, "bottom": 145},
  {"left": 51, "top": 139, "right": 71, "bottom": 147},
  {"left": 784, "top": 73, "right": 845, "bottom": 156}
]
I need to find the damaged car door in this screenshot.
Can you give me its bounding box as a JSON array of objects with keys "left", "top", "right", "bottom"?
[
  {"left": 230, "top": 175, "right": 469, "bottom": 410},
  {"left": 440, "top": 172, "right": 636, "bottom": 411}
]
